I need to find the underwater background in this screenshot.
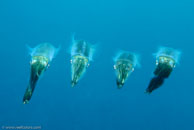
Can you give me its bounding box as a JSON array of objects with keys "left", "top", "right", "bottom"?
[{"left": 0, "top": 0, "right": 194, "bottom": 130}]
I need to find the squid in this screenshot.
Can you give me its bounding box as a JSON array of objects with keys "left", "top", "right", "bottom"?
[
  {"left": 114, "top": 51, "right": 140, "bottom": 88},
  {"left": 70, "top": 37, "right": 95, "bottom": 87},
  {"left": 23, "top": 43, "right": 59, "bottom": 104},
  {"left": 145, "top": 47, "right": 181, "bottom": 94}
]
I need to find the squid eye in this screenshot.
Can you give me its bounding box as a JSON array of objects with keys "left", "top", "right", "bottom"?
[
  {"left": 31, "top": 59, "right": 37, "bottom": 64},
  {"left": 42, "top": 61, "right": 47, "bottom": 66},
  {"left": 169, "top": 60, "right": 174, "bottom": 67},
  {"left": 156, "top": 60, "right": 159, "bottom": 65}
]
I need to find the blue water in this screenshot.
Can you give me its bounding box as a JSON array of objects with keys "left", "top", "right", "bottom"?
[{"left": 0, "top": 0, "right": 194, "bottom": 130}]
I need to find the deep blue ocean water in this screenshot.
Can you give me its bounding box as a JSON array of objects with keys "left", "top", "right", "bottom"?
[{"left": 0, "top": 0, "right": 194, "bottom": 130}]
